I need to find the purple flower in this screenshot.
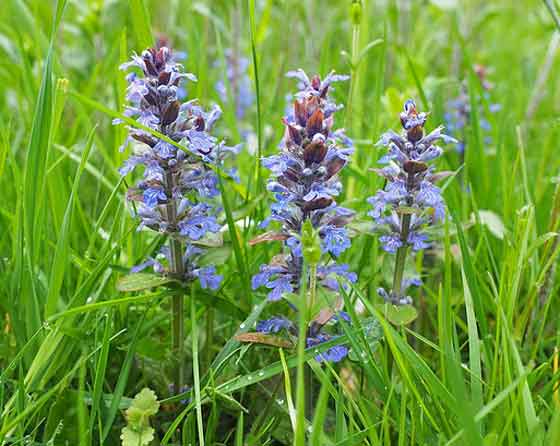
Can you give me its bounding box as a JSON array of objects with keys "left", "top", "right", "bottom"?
[
  {"left": 268, "top": 276, "right": 294, "bottom": 301},
  {"left": 215, "top": 49, "right": 254, "bottom": 120},
  {"left": 131, "top": 258, "right": 159, "bottom": 273},
  {"left": 256, "top": 317, "right": 294, "bottom": 333},
  {"left": 408, "top": 232, "right": 430, "bottom": 251},
  {"left": 116, "top": 46, "right": 236, "bottom": 290},
  {"left": 256, "top": 310, "right": 350, "bottom": 363},
  {"left": 252, "top": 70, "right": 355, "bottom": 301},
  {"left": 318, "top": 263, "right": 357, "bottom": 291},
  {"left": 379, "top": 234, "right": 403, "bottom": 254},
  {"left": 369, "top": 100, "right": 455, "bottom": 304},
  {"left": 321, "top": 226, "right": 350, "bottom": 257},
  {"left": 178, "top": 210, "right": 220, "bottom": 240},
  {"left": 251, "top": 263, "right": 296, "bottom": 301},
  {"left": 143, "top": 187, "right": 167, "bottom": 208},
  {"left": 307, "top": 333, "right": 348, "bottom": 363},
  {"left": 444, "top": 64, "right": 500, "bottom": 154},
  {"left": 194, "top": 266, "right": 222, "bottom": 290}
]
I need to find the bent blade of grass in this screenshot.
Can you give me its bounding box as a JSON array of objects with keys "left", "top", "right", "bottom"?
[
  {"left": 48, "top": 291, "right": 165, "bottom": 321},
  {"left": 53, "top": 144, "right": 115, "bottom": 191},
  {"left": 217, "top": 170, "right": 251, "bottom": 309},
  {"left": 191, "top": 293, "right": 205, "bottom": 446},
  {"left": 462, "top": 266, "right": 484, "bottom": 413},
  {"left": 279, "top": 348, "right": 297, "bottom": 432}
]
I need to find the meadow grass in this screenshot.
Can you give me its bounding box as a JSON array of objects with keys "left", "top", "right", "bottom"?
[{"left": 1, "top": 0, "right": 560, "bottom": 444}]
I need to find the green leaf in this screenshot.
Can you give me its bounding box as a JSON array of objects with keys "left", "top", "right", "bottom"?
[
  {"left": 234, "top": 332, "right": 294, "bottom": 349},
  {"left": 473, "top": 209, "right": 506, "bottom": 239},
  {"left": 128, "top": 388, "right": 159, "bottom": 417},
  {"left": 197, "top": 245, "right": 232, "bottom": 267},
  {"left": 376, "top": 304, "right": 418, "bottom": 326},
  {"left": 121, "top": 425, "right": 155, "bottom": 446},
  {"left": 193, "top": 230, "right": 223, "bottom": 248},
  {"left": 117, "top": 273, "right": 177, "bottom": 292}
]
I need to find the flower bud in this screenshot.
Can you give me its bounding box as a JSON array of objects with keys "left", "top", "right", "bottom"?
[
  {"left": 351, "top": 0, "right": 362, "bottom": 26},
  {"left": 56, "top": 78, "right": 69, "bottom": 93}
]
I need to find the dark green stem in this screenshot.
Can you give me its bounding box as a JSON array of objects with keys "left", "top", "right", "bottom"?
[
  {"left": 391, "top": 170, "right": 414, "bottom": 298},
  {"left": 164, "top": 171, "right": 185, "bottom": 394},
  {"left": 391, "top": 214, "right": 410, "bottom": 297}
]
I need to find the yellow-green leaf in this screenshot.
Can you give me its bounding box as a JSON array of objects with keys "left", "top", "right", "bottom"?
[{"left": 117, "top": 273, "right": 177, "bottom": 292}]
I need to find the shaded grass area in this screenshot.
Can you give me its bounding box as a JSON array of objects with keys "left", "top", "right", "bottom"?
[{"left": 0, "top": 0, "right": 559, "bottom": 444}]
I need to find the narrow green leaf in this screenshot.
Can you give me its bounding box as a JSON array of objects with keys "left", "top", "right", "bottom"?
[
  {"left": 129, "top": 0, "right": 153, "bottom": 49},
  {"left": 191, "top": 296, "right": 205, "bottom": 446},
  {"left": 116, "top": 273, "right": 178, "bottom": 292},
  {"left": 375, "top": 303, "right": 418, "bottom": 326},
  {"left": 45, "top": 127, "right": 96, "bottom": 317}
]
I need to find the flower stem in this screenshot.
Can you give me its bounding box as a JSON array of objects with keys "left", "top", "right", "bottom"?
[
  {"left": 305, "top": 263, "right": 318, "bottom": 419},
  {"left": 165, "top": 170, "right": 185, "bottom": 393},
  {"left": 295, "top": 262, "right": 308, "bottom": 445},
  {"left": 392, "top": 170, "right": 414, "bottom": 298},
  {"left": 308, "top": 263, "right": 318, "bottom": 321},
  {"left": 391, "top": 214, "right": 410, "bottom": 297}
]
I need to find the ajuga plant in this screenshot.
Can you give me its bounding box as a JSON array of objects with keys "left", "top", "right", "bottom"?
[
  {"left": 215, "top": 48, "right": 254, "bottom": 120},
  {"left": 116, "top": 46, "right": 239, "bottom": 392},
  {"left": 368, "top": 100, "right": 456, "bottom": 305},
  {"left": 445, "top": 64, "right": 500, "bottom": 155},
  {"left": 249, "top": 70, "right": 355, "bottom": 362}
]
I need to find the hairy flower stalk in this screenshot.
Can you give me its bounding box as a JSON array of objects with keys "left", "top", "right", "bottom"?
[
  {"left": 369, "top": 100, "right": 456, "bottom": 305},
  {"left": 117, "top": 47, "right": 239, "bottom": 392},
  {"left": 251, "top": 69, "right": 355, "bottom": 363}
]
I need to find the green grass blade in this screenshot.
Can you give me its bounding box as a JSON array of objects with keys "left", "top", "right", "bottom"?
[
  {"left": 128, "top": 0, "right": 153, "bottom": 49},
  {"left": 45, "top": 127, "right": 96, "bottom": 317}
]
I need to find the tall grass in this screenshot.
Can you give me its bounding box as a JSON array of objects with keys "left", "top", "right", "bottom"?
[{"left": 0, "top": 0, "right": 559, "bottom": 444}]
